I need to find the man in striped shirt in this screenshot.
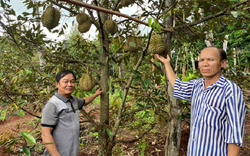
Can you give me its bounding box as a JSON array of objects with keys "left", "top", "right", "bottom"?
[{"left": 155, "top": 46, "right": 245, "bottom": 156}]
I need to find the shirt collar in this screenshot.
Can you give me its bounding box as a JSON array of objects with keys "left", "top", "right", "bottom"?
[
  {"left": 201, "top": 75, "right": 226, "bottom": 90},
  {"left": 214, "top": 75, "right": 226, "bottom": 88},
  {"left": 55, "top": 92, "right": 74, "bottom": 103}
]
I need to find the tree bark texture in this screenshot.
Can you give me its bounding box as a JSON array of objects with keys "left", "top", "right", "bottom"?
[
  {"left": 163, "top": 0, "right": 182, "bottom": 156},
  {"left": 98, "top": 1, "right": 111, "bottom": 155}
]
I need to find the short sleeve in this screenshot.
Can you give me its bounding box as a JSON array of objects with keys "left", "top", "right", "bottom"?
[
  {"left": 41, "top": 102, "right": 59, "bottom": 127},
  {"left": 174, "top": 78, "right": 195, "bottom": 101},
  {"left": 225, "top": 83, "right": 245, "bottom": 147},
  {"left": 76, "top": 98, "right": 85, "bottom": 110}
]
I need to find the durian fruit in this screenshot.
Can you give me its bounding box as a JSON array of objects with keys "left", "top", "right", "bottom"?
[
  {"left": 41, "top": 5, "right": 60, "bottom": 30},
  {"left": 78, "top": 19, "right": 92, "bottom": 33},
  {"left": 76, "top": 10, "right": 92, "bottom": 33},
  {"left": 78, "top": 73, "right": 96, "bottom": 91},
  {"left": 126, "top": 37, "right": 141, "bottom": 52},
  {"left": 104, "top": 20, "right": 118, "bottom": 35},
  {"left": 76, "top": 12, "right": 89, "bottom": 24},
  {"left": 148, "top": 34, "right": 169, "bottom": 54},
  {"left": 120, "top": 0, "right": 133, "bottom": 7}
]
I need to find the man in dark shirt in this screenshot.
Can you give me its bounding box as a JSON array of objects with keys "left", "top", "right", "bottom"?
[{"left": 41, "top": 70, "right": 102, "bottom": 156}]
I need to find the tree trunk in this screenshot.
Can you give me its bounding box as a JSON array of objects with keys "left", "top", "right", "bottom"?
[
  {"left": 98, "top": 1, "right": 111, "bottom": 155},
  {"left": 35, "top": 2, "right": 46, "bottom": 68},
  {"left": 163, "top": 0, "right": 182, "bottom": 156}
]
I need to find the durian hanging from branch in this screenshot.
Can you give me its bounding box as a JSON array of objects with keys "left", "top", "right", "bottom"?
[
  {"left": 41, "top": 3, "right": 61, "bottom": 30},
  {"left": 148, "top": 32, "right": 169, "bottom": 54},
  {"left": 125, "top": 29, "right": 141, "bottom": 53},
  {"left": 76, "top": 8, "right": 92, "bottom": 33},
  {"left": 104, "top": 14, "right": 118, "bottom": 35},
  {"left": 78, "top": 66, "right": 96, "bottom": 92}
]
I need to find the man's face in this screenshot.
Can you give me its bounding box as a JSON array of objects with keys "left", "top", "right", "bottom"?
[
  {"left": 56, "top": 73, "right": 76, "bottom": 98},
  {"left": 198, "top": 47, "right": 226, "bottom": 80}
]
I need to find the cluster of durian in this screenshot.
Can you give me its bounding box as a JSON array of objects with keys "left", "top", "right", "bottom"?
[
  {"left": 125, "top": 37, "right": 141, "bottom": 52},
  {"left": 41, "top": 5, "right": 60, "bottom": 30},
  {"left": 120, "top": 0, "right": 134, "bottom": 7},
  {"left": 76, "top": 11, "right": 92, "bottom": 33},
  {"left": 78, "top": 73, "right": 96, "bottom": 91},
  {"left": 104, "top": 20, "right": 118, "bottom": 35},
  {"left": 148, "top": 34, "right": 169, "bottom": 54}
]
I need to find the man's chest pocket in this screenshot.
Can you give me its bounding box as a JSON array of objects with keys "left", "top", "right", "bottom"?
[{"left": 202, "top": 104, "right": 223, "bottom": 129}]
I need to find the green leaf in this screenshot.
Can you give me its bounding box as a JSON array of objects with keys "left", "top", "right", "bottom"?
[
  {"left": 22, "top": 146, "right": 31, "bottom": 156},
  {"left": 38, "top": 143, "right": 43, "bottom": 151},
  {"left": 148, "top": 18, "right": 152, "bottom": 27},
  {"left": 136, "top": 103, "right": 144, "bottom": 108},
  {"left": 113, "top": 43, "right": 118, "bottom": 51},
  {"left": 145, "top": 79, "right": 154, "bottom": 89},
  {"left": 0, "top": 110, "right": 7, "bottom": 121},
  {"left": 16, "top": 96, "right": 21, "bottom": 102},
  {"left": 177, "top": 114, "right": 182, "bottom": 120},
  {"left": 134, "top": 76, "right": 141, "bottom": 81},
  {"left": 7, "top": 140, "right": 17, "bottom": 148},
  {"left": 17, "top": 110, "right": 25, "bottom": 117},
  {"left": 159, "top": 97, "right": 168, "bottom": 102},
  {"left": 106, "top": 128, "right": 112, "bottom": 138},
  {"left": 141, "top": 80, "right": 148, "bottom": 92},
  {"left": 119, "top": 90, "right": 124, "bottom": 101},
  {"left": 141, "top": 141, "right": 146, "bottom": 156},
  {"left": 0, "top": 0, "right": 5, "bottom": 9},
  {"left": 131, "top": 70, "right": 141, "bottom": 76},
  {"left": 20, "top": 131, "right": 36, "bottom": 144}
]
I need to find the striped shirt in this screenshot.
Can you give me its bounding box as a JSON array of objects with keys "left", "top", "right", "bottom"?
[{"left": 174, "top": 75, "right": 245, "bottom": 156}]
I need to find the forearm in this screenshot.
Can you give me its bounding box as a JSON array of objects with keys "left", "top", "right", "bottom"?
[
  {"left": 163, "top": 62, "right": 177, "bottom": 89},
  {"left": 42, "top": 134, "right": 61, "bottom": 156},
  {"left": 228, "top": 144, "right": 241, "bottom": 156},
  {"left": 83, "top": 93, "right": 98, "bottom": 105}
]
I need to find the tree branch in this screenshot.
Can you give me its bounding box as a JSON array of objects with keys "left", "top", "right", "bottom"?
[
  {"left": 121, "top": 108, "right": 146, "bottom": 117},
  {"left": 58, "top": 0, "right": 173, "bottom": 32},
  {"left": 174, "top": 0, "right": 250, "bottom": 30},
  {"left": 80, "top": 109, "right": 98, "bottom": 127}
]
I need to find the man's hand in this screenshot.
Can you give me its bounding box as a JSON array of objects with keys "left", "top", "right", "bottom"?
[
  {"left": 95, "top": 88, "right": 103, "bottom": 96},
  {"left": 155, "top": 54, "right": 171, "bottom": 65},
  {"left": 228, "top": 144, "right": 241, "bottom": 156},
  {"left": 84, "top": 88, "right": 103, "bottom": 105}
]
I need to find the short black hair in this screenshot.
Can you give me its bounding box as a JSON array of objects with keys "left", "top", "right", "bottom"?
[
  {"left": 55, "top": 70, "right": 76, "bottom": 83},
  {"left": 218, "top": 48, "right": 227, "bottom": 61},
  {"left": 205, "top": 46, "right": 227, "bottom": 61}
]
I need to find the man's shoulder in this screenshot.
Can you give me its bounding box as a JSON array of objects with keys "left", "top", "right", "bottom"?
[
  {"left": 44, "top": 95, "right": 68, "bottom": 110},
  {"left": 223, "top": 78, "right": 241, "bottom": 90},
  {"left": 222, "top": 78, "right": 243, "bottom": 97}
]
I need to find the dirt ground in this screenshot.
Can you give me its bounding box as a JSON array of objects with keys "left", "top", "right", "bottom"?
[{"left": 0, "top": 102, "right": 250, "bottom": 156}]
